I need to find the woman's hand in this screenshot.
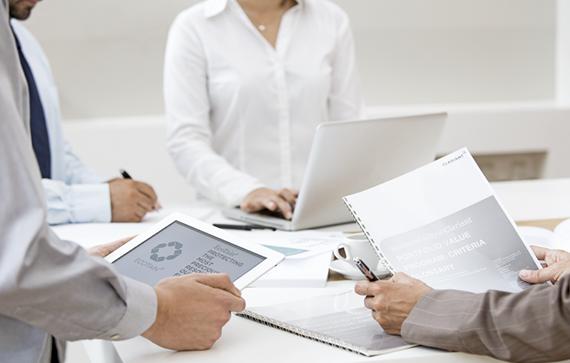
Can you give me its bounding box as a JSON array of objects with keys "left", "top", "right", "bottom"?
[
  {"left": 519, "top": 246, "right": 570, "bottom": 284},
  {"left": 240, "top": 187, "right": 298, "bottom": 220},
  {"left": 88, "top": 236, "right": 134, "bottom": 258}
]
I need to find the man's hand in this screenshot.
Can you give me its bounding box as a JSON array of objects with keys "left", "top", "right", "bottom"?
[
  {"left": 87, "top": 236, "right": 133, "bottom": 258},
  {"left": 143, "top": 274, "right": 246, "bottom": 351},
  {"left": 355, "top": 272, "right": 432, "bottom": 335},
  {"left": 519, "top": 245, "right": 570, "bottom": 284},
  {"left": 108, "top": 179, "right": 159, "bottom": 222},
  {"left": 240, "top": 187, "right": 298, "bottom": 220}
]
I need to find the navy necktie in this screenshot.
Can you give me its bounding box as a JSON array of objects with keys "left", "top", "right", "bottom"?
[{"left": 12, "top": 29, "right": 52, "bottom": 179}]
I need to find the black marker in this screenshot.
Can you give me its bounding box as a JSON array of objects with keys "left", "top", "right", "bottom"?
[{"left": 353, "top": 257, "right": 379, "bottom": 282}]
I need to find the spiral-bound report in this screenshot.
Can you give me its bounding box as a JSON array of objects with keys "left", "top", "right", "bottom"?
[
  {"left": 237, "top": 291, "right": 414, "bottom": 356},
  {"left": 342, "top": 148, "right": 542, "bottom": 293}
]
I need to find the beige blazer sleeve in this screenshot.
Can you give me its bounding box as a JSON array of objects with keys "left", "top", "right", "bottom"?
[
  {"left": 401, "top": 275, "right": 570, "bottom": 363},
  {"left": 0, "top": 4, "right": 156, "bottom": 361}
]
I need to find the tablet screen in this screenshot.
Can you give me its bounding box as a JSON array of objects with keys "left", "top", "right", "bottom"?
[{"left": 113, "top": 221, "right": 266, "bottom": 286}]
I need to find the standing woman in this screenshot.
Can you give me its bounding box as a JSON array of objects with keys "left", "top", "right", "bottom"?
[{"left": 165, "top": 0, "right": 364, "bottom": 219}]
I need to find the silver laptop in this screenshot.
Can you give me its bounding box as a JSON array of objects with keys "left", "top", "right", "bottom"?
[{"left": 223, "top": 113, "right": 447, "bottom": 231}]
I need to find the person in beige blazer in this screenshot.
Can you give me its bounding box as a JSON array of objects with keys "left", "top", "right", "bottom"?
[
  {"left": 356, "top": 245, "right": 570, "bottom": 363},
  {"left": 1, "top": 2, "right": 245, "bottom": 362}
]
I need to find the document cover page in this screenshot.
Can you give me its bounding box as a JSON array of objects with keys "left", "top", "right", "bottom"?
[{"left": 344, "top": 148, "right": 542, "bottom": 293}]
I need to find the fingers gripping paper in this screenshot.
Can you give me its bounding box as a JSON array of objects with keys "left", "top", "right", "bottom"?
[{"left": 343, "top": 148, "right": 542, "bottom": 293}]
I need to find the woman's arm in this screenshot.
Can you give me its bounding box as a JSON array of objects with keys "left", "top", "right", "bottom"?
[{"left": 164, "top": 14, "right": 264, "bottom": 206}]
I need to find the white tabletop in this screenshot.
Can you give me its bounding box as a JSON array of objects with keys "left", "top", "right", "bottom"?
[
  {"left": 52, "top": 179, "right": 570, "bottom": 363},
  {"left": 492, "top": 178, "right": 570, "bottom": 221},
  {"left": 114, "top": 283, "right": 506, "bottom": 363}
]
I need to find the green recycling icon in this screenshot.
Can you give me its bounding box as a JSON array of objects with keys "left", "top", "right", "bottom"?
[{"left": 150, "top": 241, "right": 183, "bottom": 262}]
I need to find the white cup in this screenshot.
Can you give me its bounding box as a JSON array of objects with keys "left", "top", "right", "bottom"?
[{"left": 333, "top": 234, "right": 388, "bottom": 274}]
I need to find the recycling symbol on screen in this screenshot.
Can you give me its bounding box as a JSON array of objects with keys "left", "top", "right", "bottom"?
[{"left": 150, "top": 241, "right": 183, "bottom": 262}]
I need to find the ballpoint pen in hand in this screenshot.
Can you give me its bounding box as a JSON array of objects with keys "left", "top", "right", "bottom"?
[
  {"left": 119, "top": 169, "right": 133, "bottom": 179},
  {"left": 119, "top": 168, "right": 162, "bottom": 210},
  {"left": 353, "top": 257, "right": 379, "bottom": 282}
]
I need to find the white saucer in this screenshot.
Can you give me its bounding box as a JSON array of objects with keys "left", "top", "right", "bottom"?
[
  {"left": 329, "top": 260, "right": 364, "bottom": 280},
  {"left": 518, "top": 226, "right": 562, "bottom": 250},
  {"left": 554, "top": 219, "right": 570, "bottom": 251},
  {"left": 329, "top": 260, "right": 391, "bottom": 280}
]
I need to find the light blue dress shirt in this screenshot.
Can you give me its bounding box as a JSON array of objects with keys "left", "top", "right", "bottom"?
[{"left": 12, "top": 21, "right": 112, "bottom": 225}]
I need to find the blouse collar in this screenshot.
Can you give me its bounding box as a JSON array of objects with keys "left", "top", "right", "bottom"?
[{"left": 204, "top": 0, "right": 304, "bottom": 18}]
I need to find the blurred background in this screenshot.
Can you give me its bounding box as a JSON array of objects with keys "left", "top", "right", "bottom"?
[{"left": 23, "top": 0, "right": 570, "bottom": 203}]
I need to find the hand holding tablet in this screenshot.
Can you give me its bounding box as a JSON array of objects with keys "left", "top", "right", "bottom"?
[
  {"left": 104, "top": 213, "right": 284, "bottom": 350},
  {"left": 105, "top": 213, "right": 285, "bottom": 289},
  {"left": 143, "top": 273, "right": 246, "bottom": 350}
]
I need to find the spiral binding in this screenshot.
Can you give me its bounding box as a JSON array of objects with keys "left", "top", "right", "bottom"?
[
  {"left": 342, "top": 197, "right": 395, "bottom": 274},
  {"left": 236, "top": 310, "right": 366, "bottom": 355}
]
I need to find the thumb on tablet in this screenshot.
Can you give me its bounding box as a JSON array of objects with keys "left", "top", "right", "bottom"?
[{"left": 194, "top": 273, "right": 241, "bottom": 297}]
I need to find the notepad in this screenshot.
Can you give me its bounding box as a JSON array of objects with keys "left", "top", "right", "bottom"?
[{"left": 237, "top": 291, "right": 414, "bottom": 356}]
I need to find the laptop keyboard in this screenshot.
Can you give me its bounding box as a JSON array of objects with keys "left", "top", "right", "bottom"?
[{"left": 234, "top": 206, "right": 290, "bottom": 220}]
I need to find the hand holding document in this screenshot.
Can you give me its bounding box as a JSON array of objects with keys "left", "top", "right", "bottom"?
[{"left": 344, "top": 148, "right": 542, "bottom": 293}]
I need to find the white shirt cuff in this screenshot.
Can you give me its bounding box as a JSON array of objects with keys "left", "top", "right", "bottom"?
[
  {"left": 222, "top": 179, "right": 266, "bottom": 207},
  {"left": 68, "top": 184, "right": 112, "bottom": 223}
]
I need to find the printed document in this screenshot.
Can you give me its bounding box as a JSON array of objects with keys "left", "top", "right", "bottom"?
[{"left": 344, "top": 148, "right": 542, "bottom": 293}]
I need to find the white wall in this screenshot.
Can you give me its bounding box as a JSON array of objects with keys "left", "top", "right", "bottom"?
[
  {"left": 557, "top": 0, "right": 570, "bottom": 103},
  {"left": 336, "top": 0, "right": 556, "bottom": 106},
  {"left": 25, "top": 0, "right": 556, "bottom": 119}
]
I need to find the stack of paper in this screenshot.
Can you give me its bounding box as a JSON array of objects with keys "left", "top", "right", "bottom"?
[{"left": 231, "top": 230, "right": 343, "bottom": 288}]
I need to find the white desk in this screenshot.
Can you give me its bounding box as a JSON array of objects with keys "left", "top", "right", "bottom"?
[
  {"left": 53, "top": 179, "right": 570, "bottom": 363},
  {"left": 493, "top": 178, "right": 570, "bottom": 222}
]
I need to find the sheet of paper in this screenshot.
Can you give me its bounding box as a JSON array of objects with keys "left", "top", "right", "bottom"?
[
  {"left": 344, "top": 148, "right": 542, "bottom": 293},
  {"left": 250, "top": 251, "right": 332, "bottom": 288},
  {"left": 227, "top": 230, "right": 343, "bottom": 258},
  {"left": 51, "top": 205, "right": 218, "bottom": 249},
  {"left": 225, "top": 230, "right": 343, "bottom": 287},
  {"left": 52, "top": 222, "right": 148, "bottom": 249}
]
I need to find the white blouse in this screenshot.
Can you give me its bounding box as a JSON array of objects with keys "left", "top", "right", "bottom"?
[{"left": 164, "top": 0, "right": 364, "bottom": 206}]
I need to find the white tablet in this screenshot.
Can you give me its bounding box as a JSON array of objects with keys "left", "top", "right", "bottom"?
[{"left": 105, "top": 213, "right": 284, "bottom": 289}]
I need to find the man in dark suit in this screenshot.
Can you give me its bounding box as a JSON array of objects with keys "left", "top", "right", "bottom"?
[{"left": 355, "top": 245, "right": 570, "bottom": 363}]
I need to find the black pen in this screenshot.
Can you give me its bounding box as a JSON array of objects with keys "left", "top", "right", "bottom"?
[
  {"left": 353, "top": 257, "right": 379, "bottom": 282},
  {"left": 119, "top": 168, "right": 162, "bottom": 210},
  {"left": 213, "top": 223, "right": 276, "bottom": 231},
  {"left": 120, "top": 169, "right": 132, "bottom": 179}
]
